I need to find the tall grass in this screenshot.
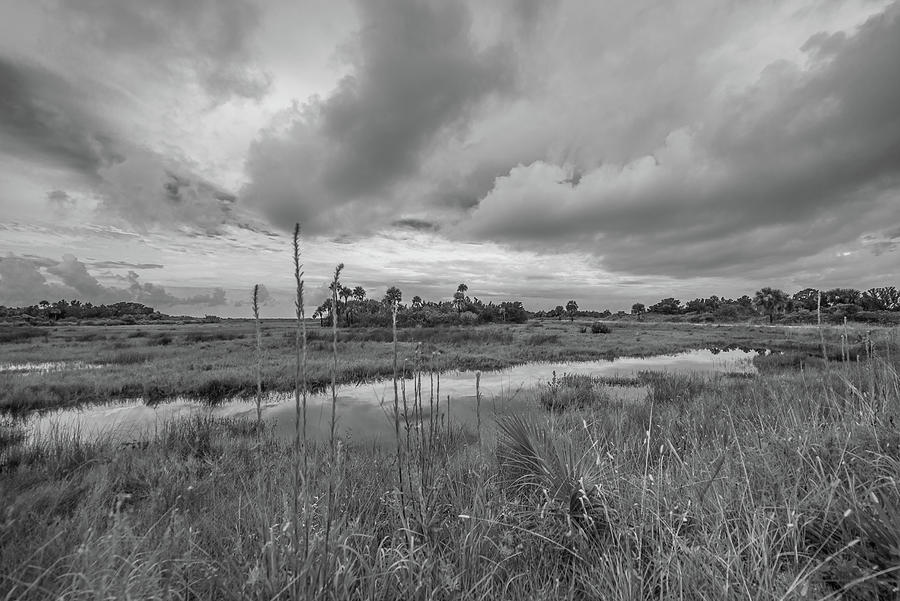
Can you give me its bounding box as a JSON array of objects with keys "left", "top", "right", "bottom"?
[
  {"left": 3, "top": 350, "right": 900, "bottom": 598},
  {"left": 252, "top": 284, "right": 262, "bottom": 433},
  {"left": 292, "top": 223, "right": 310, "bottom": 591}
]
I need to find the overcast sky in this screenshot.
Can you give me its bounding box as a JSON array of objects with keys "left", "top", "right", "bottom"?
[{"left": 1, "top": 0, "right": 898, "bottom": 317}]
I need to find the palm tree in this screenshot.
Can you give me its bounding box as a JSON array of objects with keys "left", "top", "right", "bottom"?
[
  {"left": 411, "top": 295, "right": 423, "bottom": 309},
  {"left": 453, "top": 283, "right": 468, "bottom": 313},
  {"left": 753, "top": 287, "right": 789, "bottom": 323},
  {"left": 352, "top": 286, "right": 366, "bottom": 303},
  {"left": 339, "top": 285, "right": 353, "bottom": 325},
  {"left": 383, "top": 286, "right": 402, "bottom": 307}
]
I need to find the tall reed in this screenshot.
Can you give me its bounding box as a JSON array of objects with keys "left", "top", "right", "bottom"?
[
  {"left": 291, "top": 223, "right": 310, "bottom": 579},
  {"left": 476, "top": 371, "right": 482, "bottom": 444},
  {"left": 391, "top": 299, "right": 408, "bottom": 528},
  {"left": 293, "top": 224, "right": 307, "bottom": 463},
  {"left": 818, "top": 289, "right": 828, "bottom": 362},
  {"left": 252, "top": 284, "right": 262, "bottom": 435},
  {"left": 322, "top": 262, "right": 344, "bottom": 585},
  {"left": 329, "top": 263, "right": 344, "bottom": 459}
]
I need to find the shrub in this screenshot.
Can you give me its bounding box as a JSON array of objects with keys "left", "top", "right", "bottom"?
[
  {"left": 148, "top": 333, "right": 172, "bottom": 346},
  {"left": 525, "top": 333, "right": 560, "bottom": 346},
  {"left": 637, "top": 371, "right": 706, "bottom": 405},
  {"left": 538, "top": 372, "right": 602, "bottom": 412},
  {"left": 590, "top": 322, "right": 611, "bottom": 334}
]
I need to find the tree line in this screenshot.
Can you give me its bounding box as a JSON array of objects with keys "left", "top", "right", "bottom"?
[
  {"left": 312, "top": 283, "right": 529, "bottom": 327},
  {"left": 625, "top": 286, "right": 900, "bottom": 324},
  {"left": 3, "top": 284, "right": 898, "bottom": 327},
  {"left": 0, "top": 299, "right": 163, "bottom": 320}
]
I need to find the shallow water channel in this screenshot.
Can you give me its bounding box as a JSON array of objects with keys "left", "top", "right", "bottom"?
[{"left": 24, "top": 349, "right": 757, "bottom": 445}]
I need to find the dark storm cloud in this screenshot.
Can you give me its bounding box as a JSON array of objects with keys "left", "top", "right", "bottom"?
[
  {"left": 54, "top": 0, "right": 270, "bottom": 101},
  {"left": 465, "top": 4, "right": 900, "bottom": 278},
  {"left": 242, "top": 0, "right": 514, "bottom": 233},
  {"left": 0, "top": 56, "right": 239, "bottom": 233},
  {"left": 0, "top": 57, "right": 124, "bottom": 176},
  {"left": 0, "top": 254, "right": 226, "bottom": 307},
  {"left": 392, "top": 218, "right": 439, "bottom": 232}
]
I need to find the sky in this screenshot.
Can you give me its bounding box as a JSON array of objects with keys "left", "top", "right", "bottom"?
[{"left": 1, "top": 0, "right": 899, "bottom": 317}]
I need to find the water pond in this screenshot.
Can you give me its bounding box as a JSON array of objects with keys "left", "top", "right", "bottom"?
[{"left": 22, "top": 349, "right": 758, "bottom": 445}]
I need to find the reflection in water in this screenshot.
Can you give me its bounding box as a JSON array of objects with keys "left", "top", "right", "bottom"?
[
  {"left": 24, "top": 349, "right": 757, "bottom": 445},
  {"left": 0, "top": 361, "right": 104, "bottom": 374}
]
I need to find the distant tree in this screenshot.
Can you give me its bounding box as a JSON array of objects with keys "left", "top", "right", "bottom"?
[
  {"left": 411, "top": 295, "right": 423, "bottom": 309},
  {"left": 565, "top": 300, "right": 578, "bottom": 321},
  {"left": 792, "top": 288, "right": 820, "bottom": 311},
  {"left": 337, "top": 285, "right": 352, "bottom": 324},
  {"left": 500, "top": 301, "right": 528, "bottom": 323},
  {"left": 631, "top": 303, "right": 646, "bottom": 319},
  {"left": 553, "top": 305, "right": 564, "bottom": 320},
  {"left": 649, "top": 298, "right": 682, "bottom": 315},
  {"left": 753, "top": 287, "right": 789, "bottom": 323},
  {"left": 352, "top": 286, "right": 366, "bottom": 303},
  {"left": 861, "top": 287, "right": 900, "bottom": 311},
  {"left": 453, "top": 283, "right": 468, "bottom": 313},
  {"left": 383, "top": 286, "right": 402, "bottom": 307},
  {"left": 315, "top": 299, "right": 333, "bottom": 327},
  {"left": 685, "top": 298, "right": 706, "bottom": 313},
  {"left": 823, "top": 288, "right": 861, "bottom": 307}
]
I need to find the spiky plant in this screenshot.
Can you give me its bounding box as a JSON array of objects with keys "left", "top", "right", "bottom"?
[{"left": 496, "top": 414, "right": 609, "bottom": 530}]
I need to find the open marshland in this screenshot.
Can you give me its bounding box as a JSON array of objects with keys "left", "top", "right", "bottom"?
[
  {"left": 0, "top": 319, "right": 868, "bottom": 414},
  {"left": 2, "top": 321, "right": 900, "bottom": 600}
]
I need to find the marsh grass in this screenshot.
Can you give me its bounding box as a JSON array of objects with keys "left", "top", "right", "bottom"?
[
  {"left": 2, "top": 348, "right": 900, "bottom": 598},
  {"left": 4, "top": 275, "right": 900, "bottom": 598},
  {"left": 3, "top": 320, "right": 857, "bottom": 415}
]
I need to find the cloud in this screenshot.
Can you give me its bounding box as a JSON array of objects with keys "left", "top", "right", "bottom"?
[
  {"left": 89, "top": 260, "right": 164, "bottom": 270},
  {"left": 0, "top": 254, "right": 227, "bottom": 308},
  {"left": 0, "top": 54, "right": 241, "bottom": 233},
  {"left": 47, "top": 254, "right": 114, "bottom": 301},
  {"left": 97, "top": 149, "right": 238, "bottom": 233},
  {"left": 0, "top": 256, "right": 62, "bottom": 306},
  {"left": 47, "top": 190, "right": 77, "bottom": 215},
  {"left": 462, "top": 4, "right": 900, "bottom": 278},
  {"left": 237, "top": 283, "right": 272, "bottom": 308},
  {"left": 0, "top": 57, "right": 125, "bottom": 177},
  {"left": 50, "top": 0, "right": 270, "bottom": 102},
  {"left": 242, "top": 0, "right": 514, "bottom": 234},
  {"left": 392, "top": 218, "right": 439, "bottom": 232},
  {"left": 124, "top": 271, "right": 226, "bottom": 307}
]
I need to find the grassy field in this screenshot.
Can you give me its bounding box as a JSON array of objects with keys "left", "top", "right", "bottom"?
[
  {"left": 2, "top": 322, "right": 899, "bottom": 599},
  {"left": 0, "top": 319, "right": 880, "bottom": 414}
]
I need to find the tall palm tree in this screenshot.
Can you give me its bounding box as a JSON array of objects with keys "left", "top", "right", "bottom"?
[{"left": 454, "top": 283, "right": 468, "bottom": 313}]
